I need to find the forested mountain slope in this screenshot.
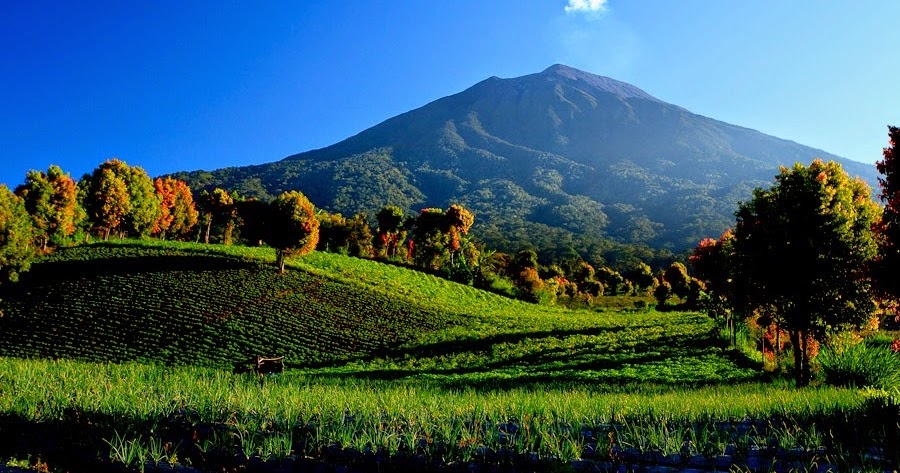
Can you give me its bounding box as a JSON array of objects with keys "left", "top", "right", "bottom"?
[{"left": 175, "top": 64, "right": 877, "bottom": 254}]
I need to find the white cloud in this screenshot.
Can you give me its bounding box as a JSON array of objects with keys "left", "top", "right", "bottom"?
[{"left": 564, "top": 0, "right": 608, "bottom": 13}]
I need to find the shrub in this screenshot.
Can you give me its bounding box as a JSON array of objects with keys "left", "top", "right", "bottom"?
[{"left": 817, "top": 341, "right": 900, "bottom": 389}]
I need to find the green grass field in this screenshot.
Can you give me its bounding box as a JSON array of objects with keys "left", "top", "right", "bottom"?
[{"left": 0, "top": 239, "right": 896, "bottom": 472}]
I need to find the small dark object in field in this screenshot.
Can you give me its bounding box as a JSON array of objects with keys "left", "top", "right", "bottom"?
[{"left": 232, "top": 355, "right": 284, "bottom": 375}]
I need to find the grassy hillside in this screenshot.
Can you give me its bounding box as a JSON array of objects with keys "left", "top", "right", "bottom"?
[{"left": 0, "top": 239, "right": 757, "bottom": 387}]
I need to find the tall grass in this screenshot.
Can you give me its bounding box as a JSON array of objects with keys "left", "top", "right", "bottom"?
[{"left": 817, "top": 341, "right": 900, "bottom": 390}]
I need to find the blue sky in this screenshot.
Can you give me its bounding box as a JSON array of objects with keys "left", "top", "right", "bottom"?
[{"left": 2, "top": 1, "right": 899, "bottom": 188}]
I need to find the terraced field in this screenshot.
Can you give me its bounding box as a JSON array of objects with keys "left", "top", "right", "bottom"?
[{"left": 0, "top": 241, "right": 458, "bottom": 368}]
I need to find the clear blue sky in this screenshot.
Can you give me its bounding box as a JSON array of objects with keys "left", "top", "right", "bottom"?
[{"left": 2, "top": 1, "right": 899, "bottom": 188}]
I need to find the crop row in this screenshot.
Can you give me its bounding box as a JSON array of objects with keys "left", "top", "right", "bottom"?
[{"left": 0, "top": 244, "right": 454, "bottom": 368}]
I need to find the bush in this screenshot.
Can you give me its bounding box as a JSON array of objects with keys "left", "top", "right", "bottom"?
[{"left": 817, "top": 341, "right": 900, "bottom": 389}]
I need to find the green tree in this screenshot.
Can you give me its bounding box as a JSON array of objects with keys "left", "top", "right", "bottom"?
[
  {"left": 595, "top": 266, "right": 624, "bottom": 295},
  {"left": 267, "top": 191, "right": 320, "bottom": 273},
  {"left": 316, "top": 210, "right": 350, "bottom": 253},
  {"left": 15, "top": 165, "right": 82, "bottom": 250},
  {"left": 663, "top": 262, "right": 691, "bottom": 298},
  {"left": 874, "top": 126, "right": 900, "bottom": 302},
  {"left": 624, "top": 262, "right": 657, "bottom": 295},
  {"left": 121, "top": 164, "right": 161, "bottom": 237},
  {"left": 197, "top": 188, "right": 236, "bottom": 244},
  {"left": 0, "top": 185, "right": 34, "bottom": 284},
  {"left": 732, "top": 159, "right": 880, "bottom": 386},
  {"left": 346, "top": 213, "right": 374, "bottom": 258}
]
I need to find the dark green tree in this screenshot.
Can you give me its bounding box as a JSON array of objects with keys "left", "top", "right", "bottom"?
[
  {"left": 732, "top": 159, "right": 880, "bottom": 386},
  {"left": 376, "top": 205, "right": 405, "bottom": 258},
  {"left": 0, "top": 185, "right": 34, "bottom": 285},
  {"left": 874, "top": 126, "right": 900, "bottom": 302}
]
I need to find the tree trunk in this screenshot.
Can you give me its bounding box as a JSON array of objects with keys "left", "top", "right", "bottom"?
[
  {"left": 276, "top": 249, "right": 286, "bottom": 273},
  {"left": 104, "top": 227, "right": 111, "bottom": 241},
  {"left": 800, "top": 330, "right": 812, "bottom": 386},
  {"left": 224, "top": 222, "right": 234, "bottom": 246},
  {"left": 790, "top": 330, "right": 810, "bottom": 387},
  {"left": 775, "top": 327, "right": 781, "bottom": 371},
  {"left": 205, "top": 218, "right": 212, "bottom": 244}
]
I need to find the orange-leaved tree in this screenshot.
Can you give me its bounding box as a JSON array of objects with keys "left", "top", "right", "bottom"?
[{"left": 153, "top": 177, "right": 198, "bottom": 240}]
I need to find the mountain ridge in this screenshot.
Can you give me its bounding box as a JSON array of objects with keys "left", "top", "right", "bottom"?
[{"left": 174, "top": 64, "right": 877, "bottom": 257}]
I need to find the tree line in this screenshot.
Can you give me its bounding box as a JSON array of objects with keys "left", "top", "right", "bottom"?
[{"left": 0, "top": 158, "right": 666, "bottom": 305}]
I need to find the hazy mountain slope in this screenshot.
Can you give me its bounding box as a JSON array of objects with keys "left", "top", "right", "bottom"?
[{"left": 175, "top": 64, "right": 877, "bottom": 253}]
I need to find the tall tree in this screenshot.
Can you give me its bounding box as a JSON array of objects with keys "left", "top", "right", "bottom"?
[
  {"left": 15, "top": 165, "right": 81, "bottom": 250},
  {"left": 196, "top": 188, "right": 236, "bottom": 244},
  {"left": 121, "top": 164, "right": 161, "bottom": 237},
  {"left": 346, "top": 213, "right": 374, "bottom": 258},
  {"left": 376, "top": 205, "right": 405, "bottom": 258},
  {"left": 267, "top": 191, "right": 320, "bottom": 272},
  {"left": 81, "top": 159, "right": 160, "bottom": 239},
  {"left": 0, "top": 185, "right": 34, "bottom": 284},
  {"left": 874, "top": 126, "right": 900, "bottom": 302},
  {"left": 82, "top": 166, "right": 130, "bottom": 240},
  {"left": 153, "top": 177, "right": 199, "bottom": 240},
  {"left": 732, "top": 159, "right": 880, "bottom": 386}
]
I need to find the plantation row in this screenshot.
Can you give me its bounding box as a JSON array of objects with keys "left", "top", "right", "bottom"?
[{"left": 0, "top": 243, "right": 460, "bottom": 368}]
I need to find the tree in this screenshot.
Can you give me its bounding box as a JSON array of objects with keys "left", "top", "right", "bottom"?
[
  {"left": 82, "top": 166, "right": 130, "bottom": 240},
  {"left": 624, "top": 262, "right": 657, "bottom": 295},
  {"left": 376, "top": 205, "right": 405, "bottom": 258},
  {"left": 121, "top": 164, "right": 161, "bottom": 237},
  {"left": 81, "top": 159, "right": 160, "bottom": 239},
  {"left": 234, "top": 198, "right": 270, "bottom": 246},
  {"left": 0, "top": 185, "right": 34, "bottom": 284},
  {"left": 15, "top": 165, "right": 81, "bottom": 250},
  {"left": 196, "top": 188, "right": 236, "bottom": 244},
  {"left": 732, "top": 159, "right": 880, "bottom": 386},
  {"left": 690, "top": 229, "right": 738, "bottom": 342},
  {"left": 663, "top": 262, "right": 691, "bottom": 298},
  {"left": 874, "top": 126, "right": 900, "bottom": 302},
  {"left": 267, "top": 191, "right": 320, "bottom": 273},
  {"left": 346, "top": 213, "right": 374, "bottom": 258},
  {"left": 153, "top": 177, "right": 198, "bottom": 240}
]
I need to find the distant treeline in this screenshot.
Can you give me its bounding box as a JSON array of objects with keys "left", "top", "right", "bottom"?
[{"left": 0, "top": 158, "right": 676, "bottom": 305}]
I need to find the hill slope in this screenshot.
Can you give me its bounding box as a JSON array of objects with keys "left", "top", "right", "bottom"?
[
  {"left": 175, "top": 64, "right": 877, "bottom": 253},
  {"left": 0, "top": 240, "right": 757, "bottom": 386}
]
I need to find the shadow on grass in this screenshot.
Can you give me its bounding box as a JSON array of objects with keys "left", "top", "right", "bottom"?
[{"left": 299, "top": 324, "right": 765, "bottom": 391}]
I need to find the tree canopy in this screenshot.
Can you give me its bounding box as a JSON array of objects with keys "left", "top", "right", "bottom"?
[
  {"left": 732, "top": 159, "right": 881, "bottom": 385},
  {"left": 0, "top": 185, "right": 34, "bottom": 284},
  {"left": 874, "top": 126, "right": 900, "bottom": 302},
  {"left": 15, "top": 165, "right": 82, "bottom": 250},
  {"left": 268, "top": 191, "right": 320, "bottom": 272}
]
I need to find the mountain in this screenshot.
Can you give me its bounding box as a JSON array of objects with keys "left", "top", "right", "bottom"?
[{"left": 174, "top": 64, "right": 878, "bottom": 256}]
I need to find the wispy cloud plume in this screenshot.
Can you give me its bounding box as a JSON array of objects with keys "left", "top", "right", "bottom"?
[{"left": 564, "top": 0, "right": 608, "bottom": 14}]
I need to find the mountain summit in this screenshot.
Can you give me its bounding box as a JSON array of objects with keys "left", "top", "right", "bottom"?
[{"left": 177, "top": 65, "right": 876, "bottom": 254}]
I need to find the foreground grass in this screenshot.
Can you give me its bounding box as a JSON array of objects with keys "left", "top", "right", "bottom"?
[{"left": 2, "top": 357, "right": 894, "bottom": 472}]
